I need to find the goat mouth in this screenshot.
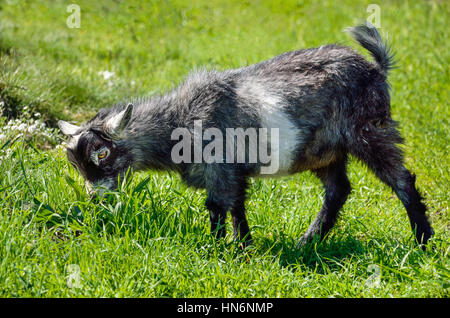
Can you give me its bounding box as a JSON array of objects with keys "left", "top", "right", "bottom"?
[{"left": 86, "top": 180, "right": 117, "bottom": 198}]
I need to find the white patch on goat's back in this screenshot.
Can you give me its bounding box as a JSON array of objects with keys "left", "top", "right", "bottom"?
[{"left": 238, "top": 81, "right": 299, "bottom": 175}]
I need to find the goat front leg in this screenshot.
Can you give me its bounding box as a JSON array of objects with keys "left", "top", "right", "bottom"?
[
  {"left": 229, "top": 177, "right": 252, "bottom": 247},
  {"left": 205, "top": 195, "right": 228, "bottom": 239},
  {"left": 205, "top": 173, "right": 251, "bottom": 244}
]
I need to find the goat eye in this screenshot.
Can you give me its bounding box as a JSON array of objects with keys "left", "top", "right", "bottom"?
[{"left": 97, "top": 150, "right": 108, "bottom": 160}]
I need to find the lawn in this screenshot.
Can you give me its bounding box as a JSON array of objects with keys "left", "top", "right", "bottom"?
[{"left": 0, "top": 0, "right": 448, "bottom": 297}]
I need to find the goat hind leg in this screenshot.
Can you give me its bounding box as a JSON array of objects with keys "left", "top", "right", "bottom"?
[
  {"left": 356, "top": 143, "right": 433, "bottom": 246},
  {"left": 351, "top": 123, "right": 433, "bottom": 247},
  {"left": 298, "top": 158, "right": 351, "bottom": 246}
]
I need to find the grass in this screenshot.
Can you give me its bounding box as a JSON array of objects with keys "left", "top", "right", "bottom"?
[{"left": 0, "top": 0, "right": 448, "bottom": 297}]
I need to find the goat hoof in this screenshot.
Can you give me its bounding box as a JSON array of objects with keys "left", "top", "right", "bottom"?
[{"left": 296, "top": 234, "right": 311, "bottom": 249}]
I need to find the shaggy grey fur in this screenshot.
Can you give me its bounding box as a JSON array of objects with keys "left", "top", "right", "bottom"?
[{"left": 59, "top": 23, "right": 433, "bottom": 248}]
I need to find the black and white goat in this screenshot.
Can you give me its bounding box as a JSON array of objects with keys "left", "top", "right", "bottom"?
[{"left": 58, "top": 24, "right": 433, "bottom": 248}]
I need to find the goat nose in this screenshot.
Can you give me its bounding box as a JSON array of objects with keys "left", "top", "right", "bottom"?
[
  {"left": 85, "top": 182, "right": 94, "bottom": 196},
  {"left": 85, "top": 182, "right": 104, "bottom": 199},
  {"left": 87, "top": 187, "right": 109, "bottom": 204}
]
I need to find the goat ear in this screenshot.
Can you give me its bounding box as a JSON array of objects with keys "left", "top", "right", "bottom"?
[
  {"left": 58, "top": 120, "right": 80, "bottom": 136},
  {"left": 104, "top": 103, "right": 134, "bottom": 138}
]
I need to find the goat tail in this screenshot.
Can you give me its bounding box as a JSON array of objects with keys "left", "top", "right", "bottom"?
[{"left": 346, "top": 23, "right": 395, "bottom": 75}]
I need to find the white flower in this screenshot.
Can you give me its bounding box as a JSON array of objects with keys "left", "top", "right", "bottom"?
[
  {"left": 55, "top": 143, "right": 66, "bottom": 150},
  {"left": 27, "top": 122, "right": 38, "bottom": 133},
  {"left": 98, "top": 70, "right": 115, "bottom": 80}
]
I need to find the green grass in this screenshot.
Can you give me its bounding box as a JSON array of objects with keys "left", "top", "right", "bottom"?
[{"left": 0, "top": 0, "right": 448, "bottom": 297}]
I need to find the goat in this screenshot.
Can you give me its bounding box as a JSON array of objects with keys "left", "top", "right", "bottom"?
[{"left": 58, "top": 24, "right": 433, "bottom": 248}]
